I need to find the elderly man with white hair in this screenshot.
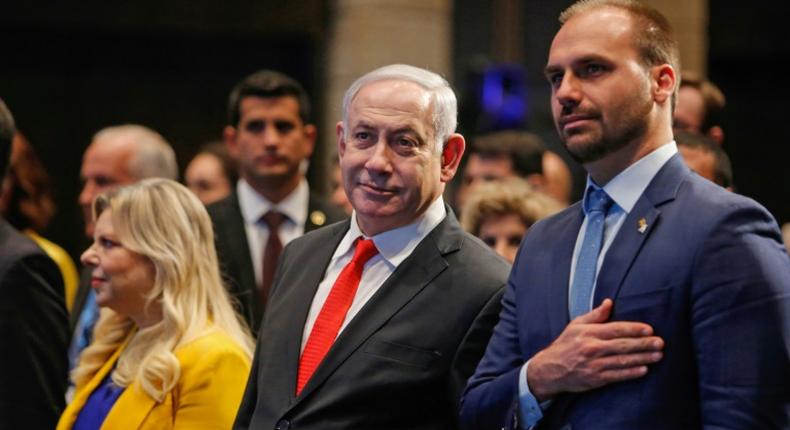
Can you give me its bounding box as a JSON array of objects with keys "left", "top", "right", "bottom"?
[{"left": 233, "top": 64, "right": 510, "bottom": 430}]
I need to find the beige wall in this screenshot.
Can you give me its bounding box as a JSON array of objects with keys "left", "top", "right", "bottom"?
[
  {"left": 642, "top": 0, "right": 709, "bottom": 76},
  {"left": 323, "top": 0, "right": 452, "bottom": 158}
]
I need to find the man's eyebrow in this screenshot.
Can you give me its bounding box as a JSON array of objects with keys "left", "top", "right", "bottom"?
[
  {"left": 545, "top": 54, "right": 612, "bottom": 71},
  {"left": 244, "top": 119, "right": 266, "bottom": 126},
  {"left": 544, "top": 65, "right": 562, "bottom": 76},
  {"left": 350, "top": 120, "right": 424, "bottom": 139},
  {"left": 391, "top": 126, "right": 419, "bottom": 136}
]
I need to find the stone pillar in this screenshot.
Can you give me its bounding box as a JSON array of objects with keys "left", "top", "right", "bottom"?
[
  {"left": 491, "top": 0, "right": 524, "bottom": 64},
  {"left": 642, "top": 0, "right": 709, "bottom": 76},
  {"left": 323, "top": 0, "right": 453, "bottom": 159}
]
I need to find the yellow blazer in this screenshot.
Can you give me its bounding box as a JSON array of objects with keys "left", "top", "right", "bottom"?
[{"left": 57, "top": 329, "right": 251, "bottom": 430}]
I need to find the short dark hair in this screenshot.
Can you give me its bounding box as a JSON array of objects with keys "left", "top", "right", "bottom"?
[
  {"left": 227, "top": 70, "right": 312, "bottom": 126},
  {"left": 675, "top": 130, "right": 732, "bottom": 188},
  {"left": 0, "top": 98, "right": 15, "bottom": 181},
  {"left": 193, "top": 141, "right": 239, "bottom": 185},
  {"left": 680, "top": 71, "right": 726, "bottom": 133},
  {"left": 469, "top": 130, "right": 546, "bottom": 177},
  {"left": 560, "top": 0, "right": 681, "bottom": 108}
]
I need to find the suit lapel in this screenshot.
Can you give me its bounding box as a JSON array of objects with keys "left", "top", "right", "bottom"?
[
  {"left": 593, "top": 155, "right": 689, "bottom": 306},
  {"left": 223, "top": 194, "right": 257, "bottom": 298},
  {"left": 61, "top": 332, "right": 142, "bottom": 429},
  {"left": 593, "top": 204, "right": 660, "bottom": 305},
  {"left": 265, "top": 221, "right": 349, "bottom": 400},
  {"left": 293, "top": 212, "right": 461, "bottom": 401},
  {"left": 305, "top": 193, "right": 348, "bottom": 233},
  {"left": 305, "top": 195, "right": 327, "bottom": 233},
  {"left": 103, "top": 379, "right": 159, "bottom": 430},
  {"left": 548, "top": 206, "right": 584, "bottom": 338}
]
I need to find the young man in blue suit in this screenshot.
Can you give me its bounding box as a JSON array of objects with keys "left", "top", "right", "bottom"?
[{"left": 461, "top": 1, "right": 790, "bottom": 429}]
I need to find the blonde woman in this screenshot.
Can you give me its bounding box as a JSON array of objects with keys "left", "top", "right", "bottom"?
[
  {"left": 461, "top": 178, "right": 563, "bottom": 263},
  {"left": 57, "top": 178, "right": 254, "bottom": 430}
]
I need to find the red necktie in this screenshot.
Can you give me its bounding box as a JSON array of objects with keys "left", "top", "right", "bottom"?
[
  {"left": 261, "top": 211, "right": 286, "bottom": 309},
  {"left": 296, "top": 237, "right": 379, "bottom": 395}
]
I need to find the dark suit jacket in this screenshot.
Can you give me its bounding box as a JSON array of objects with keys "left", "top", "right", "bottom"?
[
  {"left": 233, "top": 210, "right": 509, "bottom": 430},
  {"left": 461, "top": 155, "right": 790, "bottom": 429},
  {"left": 207, "top": 191, "right": 346, "bottom": 333},
  {"left": 0, "top": 218, "right": 69, "bottom": 428}
]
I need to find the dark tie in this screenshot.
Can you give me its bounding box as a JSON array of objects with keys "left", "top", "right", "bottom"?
[
  {"left": 569, "top": 187, "right": 614, "bottom": 319},
  {"left": 296, "top": 237, "right": 379, "bottom": 395},
  {"left": 260, "top": 211, "right": 286, "bottom": 309}
]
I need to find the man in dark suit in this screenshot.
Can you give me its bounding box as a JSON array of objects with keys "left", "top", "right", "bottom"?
[
  {"left": 233, "top": 64, "right": 509, "bottom": 430},
  {"left": 0, "top": 98, "right": 69, "bottom": 428},
  {"left": 461, "top": 1, "right": 790, "bottom": 429},
  {"left": 208, "top": 70, "right": 344, "bottom": 333}
]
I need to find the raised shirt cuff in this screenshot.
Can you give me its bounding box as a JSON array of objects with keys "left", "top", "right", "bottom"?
[{"left": 517, "top": 360, "right": 544, "bottom": 428}]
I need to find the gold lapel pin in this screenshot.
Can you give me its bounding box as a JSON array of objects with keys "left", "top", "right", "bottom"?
[
  {"left": 637, "top": 217, "right": 648, "bottom": 234},
  {"left": 310, "top": 210, "right": 327, "bottom": 226}
]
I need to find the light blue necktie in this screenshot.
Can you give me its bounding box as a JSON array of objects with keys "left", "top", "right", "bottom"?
[
  {"left": 569, "top": 187, "right": 614, "bottom": 319},
  {"left": 68, "top": 290, "right": 99, "bottom": 370}
]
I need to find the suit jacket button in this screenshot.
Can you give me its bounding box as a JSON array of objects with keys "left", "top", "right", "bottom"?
[{"left": 275, "top": 419, "right": 291, "bottom": 430}]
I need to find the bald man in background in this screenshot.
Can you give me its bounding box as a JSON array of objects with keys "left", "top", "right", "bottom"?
[{"left": 69, "top": 125, "right": 178, "bottom": 372}]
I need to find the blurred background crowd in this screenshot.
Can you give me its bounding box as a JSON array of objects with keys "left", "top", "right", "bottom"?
[
  {"left": 2, "top": 1, "right": 789, "bottom": 427},
  {"left": 1, "top": 0, "right": 788, "bottom": 264}
]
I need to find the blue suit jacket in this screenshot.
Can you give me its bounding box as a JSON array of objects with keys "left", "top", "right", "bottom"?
[{"left": 460, "top": 155, "right": 790, "bottom": 429}]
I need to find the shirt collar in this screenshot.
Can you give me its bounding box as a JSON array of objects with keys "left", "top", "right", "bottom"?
[
  {"left": 237, "top": 178, "right": 309, "bottom": 226},
  {"left": 337, "top": 196, "right": 447, "bottom": 268},
  {"left": 584, "top": 141, "right": 678, "bottom": 214}
]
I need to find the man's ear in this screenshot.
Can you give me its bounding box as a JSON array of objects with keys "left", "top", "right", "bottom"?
[
  {"left": 707, "top": 125, "right": 725, "bottom": 145},
  {"left": 223, "top": 125, "right": 239, "bottom": 157},
  {"left": 336, "top": 121, "right": 346, "bottom": 158},
  {"left": 652, "top": 64, "right": 677, "bottom": 105},
  {"left": 303, "top": 123, "right": 317, "bottom": 158},
  {"left": 525, "top": 173, "right": 547, "bottom": 190},
  {"left": 440, "top": 133, "right": 466, "bottom": 183}
]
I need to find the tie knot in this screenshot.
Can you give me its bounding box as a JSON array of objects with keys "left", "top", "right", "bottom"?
[
  {"left": 352, "top": 238, "right": 379, "bottom": 265},
  {"left": 261, "top": 211, "right": 286, "bottom": 230},
  {"left": 585, "top": 188, "right": 614, "bottom": 214}
]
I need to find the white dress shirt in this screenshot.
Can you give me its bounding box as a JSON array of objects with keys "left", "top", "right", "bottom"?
[
  {"left": 237, "top": 179, "right": 310, "bottom": 286},
  {"left": 518, "top": 142, "right": 678, "bottom": 428},
  {"left": 300, "top": 196, "right": 447, "bottom": 353}
]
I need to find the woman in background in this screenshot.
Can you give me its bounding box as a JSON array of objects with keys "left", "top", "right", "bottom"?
[
  {"left": 462, "top": 178, "right": 563, "bottom": 263},
  {"left": 57, "top": 178, "right": 253, "bottom": 430},
  {"left": 0, "top": 133, "right": 79, "bottom": 310},
  {"left": 184, "top": 142, "right": 237, "bottom": 205},
  {"left": 329, "top": 157, "right": 353, "bottom": 215}
]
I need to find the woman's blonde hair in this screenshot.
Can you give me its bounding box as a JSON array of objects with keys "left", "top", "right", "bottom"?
[
  {"left": 461, "top": 178, "right": 564, "bottom": 236},
  {"left": 72, "top": 178, "right": 253, "bottom": 402}
]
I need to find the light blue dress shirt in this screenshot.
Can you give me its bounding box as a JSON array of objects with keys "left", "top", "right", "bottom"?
[{"left": 517, "top": 142, "right": 678, "bottom": 428}]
